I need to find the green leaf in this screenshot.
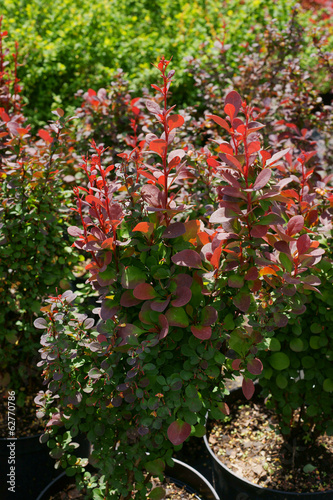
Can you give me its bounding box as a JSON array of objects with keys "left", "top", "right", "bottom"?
[
  {"left": 192, "top": 424, "right": 206, "bottom": 437},
  {"left": 269, "top": 352, "right": 290, "bottom": 370},
  {"left": 289, "top": 338, "right": 304, "bottom": 352},
  {"left": 121, "top": 266, "right": 146, "bottom": 289},
  {"left": 303, "top": 464, "right": 316, "bottom": 473},
  {"left": 279, "top": 253, "right": 293, "bottom": 273},
  {"left": 165, "top": 307, "right": 189, "bottom": 327},
  {"left": 323, "top": 379, "right": 333, "bottom": 392},
  {"left": 145, "top": 459, "right": 165, "bottom": 475},
  {"left": 148, "top": 487, "right": 166, "bottom": 500},
  {"left": 269, "top": 338, "right": 281, "bottom": 351},
  {"left": 310, "top": 323, "right": 322, "bottom": 334},
  {"left": 276, "top": 374, "right": 288, "bottom": 389}
]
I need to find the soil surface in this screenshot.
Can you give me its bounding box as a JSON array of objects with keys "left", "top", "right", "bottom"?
[
  {"left": 49, "top": 477, "right": 201, "bottom": 499},
  {"left": 0, "top": 386, "right": 45, "bottom": 437},
  {"left": 208, "top": 395, "right": 333, "bottom": 493}
]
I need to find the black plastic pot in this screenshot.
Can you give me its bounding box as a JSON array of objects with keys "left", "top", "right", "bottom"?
[
  {"left": 36, "top": 458, "right": 219, "bottom": 500},
  {"left": 0, "top": 432, "right": 90, "bottom": 500},
  {"left": 203, "top": 387, "right": 333, "bottom": 500}
]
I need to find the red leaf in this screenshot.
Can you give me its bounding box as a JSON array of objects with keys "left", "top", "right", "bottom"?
[
  {"left": 260, "top": 150, "right": 271, "bottom": 166},
  {"left": 133, "top": 283, "right": 158, "bottom": 300},
  {"left": 167, "top": 420, "right": 191, "bottom": 445},
  {"left": 201, "top": 306, "right": 218, "bottom": 326},
  {"left": 232, "top": 359, "right": 242, "bottom": 370},
  {"left": 219, "top": 142, "right": 234, "bottom": 155},
  {"left": 225, "top": 90, "right": 242, "bottom": 119},
  {"left": 132, "top": 222, "right": 154, "bottom": 237},
  {"left": 86, "top": 194, "right": 104, "bottom": 207},
  {"left": 207, "top": 114, "right": 230, "bottom": 132},
  {"left": 38, "top": 129, "right": 53, "bottom": 143},
  {"left": 191, "top": 325, "right": 211, "bottom": 340},
  {"left": 171, "top": 286, "right": 192, "bottom": 307},
  {"left": 167, "top": 114, "right": 184, "bottom": 131},
  {"left": 101, "top": 238, "right": 114, "bottom": 250},
  {"left": 247, "top": 358, "right": 263, "bottom": 375},
  {"left": 207, "top": 157, "right": 220, "bottom": 168},
  {"left": 242, "top": 378, "right": 255, "bottom": 400},
  {"left": 247, "top": 141, "right": 261, "bottom": 155},
  {"left": 253, "top": 169, "right": 271, "bottom": 190},
  {"left": 162, "top": 222, "right": 186, "bottom": 239},
  {"left": 150, "top": 139, "right": 167, "bottom": 157},
  {"left": 0, "top": 109, "right": 10, "bottom": 122},
  {"left": 287, "top": 215, "right": 304, "bottom": 236},
  {"left": 296, "top": 234, "right": 311, "bottom": 255},
  {"left": 120, "top": 290, "right": 142, "bottom": 307},
  {"left": 97, "top": 334, "right": 107, "bottom": 343},
  {"left": 171, "top": 250, "right": 202, "bottom": 269},
  {"left": 210, "top": 245, "right": 222, "bottom": 269}
]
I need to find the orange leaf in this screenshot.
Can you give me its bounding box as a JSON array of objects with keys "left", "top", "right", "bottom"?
[
  {"left": 38, "top": 129, "right": 53, "bottom": 143},
  {"left": 167, "top": 114, "right": 184, "bottom": 132},
  {"left": 132, "top": 222, "right": 154, "bottom": 237},
  {"left": 259, "top": 267, "right": 278, "bottom": 277}
]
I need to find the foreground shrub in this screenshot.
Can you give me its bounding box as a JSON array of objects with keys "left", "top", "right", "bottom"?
[{"left": 34, "top": 56, "right": 326, "bottom": 498}]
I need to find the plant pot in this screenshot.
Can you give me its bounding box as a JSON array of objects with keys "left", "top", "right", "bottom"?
[
  {"left": 0, "top": 432, "right": 90, "bottom": 500},
  {"left": 36, "top": 458, "right": 219, "bottom": 500},
  {"left": 203, "top": 387, "right": 333, "bottom": 500}
]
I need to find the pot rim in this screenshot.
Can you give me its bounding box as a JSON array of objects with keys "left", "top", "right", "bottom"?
[{"left": 36, "top": 457, "right": 219, "bottom": 500}]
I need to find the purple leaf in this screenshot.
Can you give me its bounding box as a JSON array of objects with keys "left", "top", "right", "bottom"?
[
  {"left": 247, "top": 358, "right": 263, "bottom": 375},
  {"left": 171, "top": 286, "right": 192, "bottom": 307},
  {"left": 225, "top": 91, "right": 242, "bottom": 118},
  {"left": 141, "top": 184, "right": 163, "bottom": 208},
  {"left": 162, "top": 222, "right": 186, "bottom": 239},
  {"left": 233, "top": 293, "right": 251, "bottom": 312},
  {"left": 158, "top": 314, "right": 169, "bottom": 339},
  {"left": 253, "top": 169, "right": 271, "bottom": 190},
  {"left": 242, "top": 378, "right": 255, "bottom": 400},
  {"left": 171, "top": 250, "right": 202, "bottom": 269},
  {"left": 250, "top": 225, "right": 267, "bottom": 238},
  {"left": 145, "top": 99, "right": 162, "bottom": 115},
  {"left": 287, "top": 215, "right": 304, "bottom": 236},
  {"left": 201, "top": 306, "right": 218, "bottom": 326},
  {"left": 34, "top": 318, "right": 48, "bottom": 329},
  {"left": 151, "top": 297, "right": 171, "bottom": 312},
  {"left": 296, "top": 234, "right": 311, "bottom": 255},
  {"left": 174, "top": 274, "right": 193, "bottom": 288},
  {"left": 244, "top": 267, "right": 259, "bottom": 281},
  {"left": 265, "top": 148, "right": 290, "bottom": 167},
  {"left": 133, "top": 283, "right": 158, "bottom": 300},
  {"left": 167, "top": 420, "right": 191, "bottom": 445},
  {"left": 191, "top": 325, "right": 212, "bottom": 340},
  {"left": 68, "top": 226, "right": 83, "bottom": 237},
  {"left": 120, "top": 290, "right": 142, "bottom": 307},
  {"left": 100, "top": 301, "right": 120, "bottom": 320},
  {"left": 274, "top": 241, "right": 291, "bottom": 254}
]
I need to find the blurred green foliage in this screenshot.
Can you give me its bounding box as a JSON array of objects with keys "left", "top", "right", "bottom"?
[{"left": 2, "top": 0, "right": 305, "bottom": 127}]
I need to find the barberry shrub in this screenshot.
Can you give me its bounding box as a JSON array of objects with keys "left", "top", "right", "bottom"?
[
  {"left": 0, "top": 28, "right": 81, "bottom": 405},
  {"left": 35, "top": 56, "right": 325, "bottom": 499}
]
